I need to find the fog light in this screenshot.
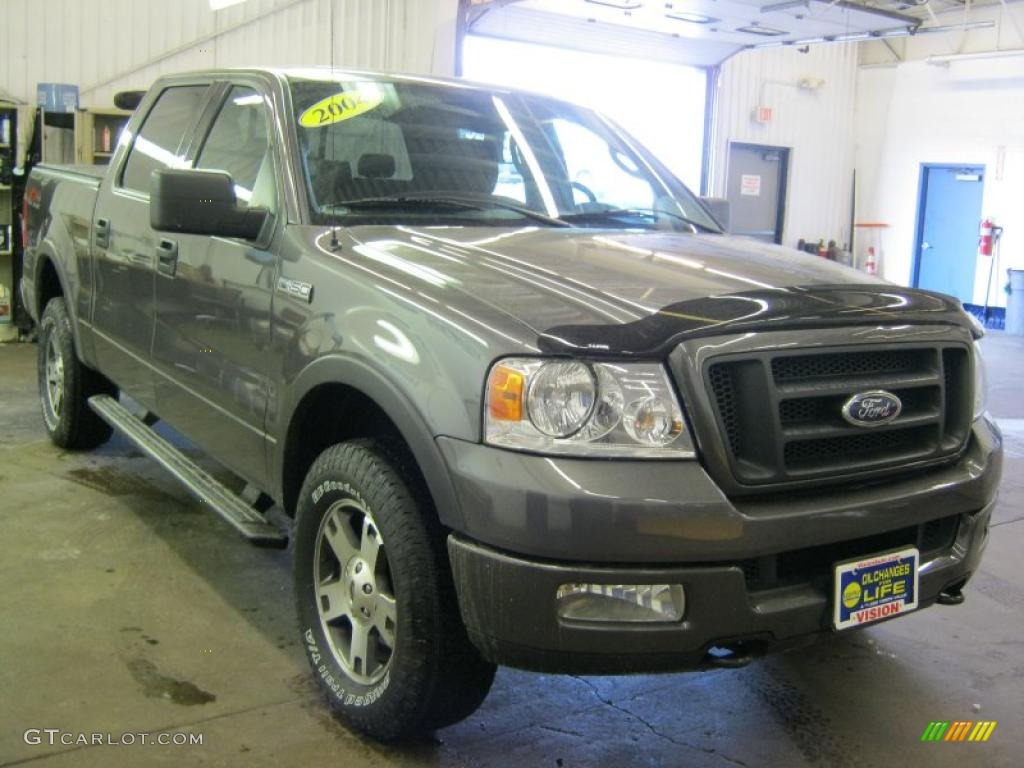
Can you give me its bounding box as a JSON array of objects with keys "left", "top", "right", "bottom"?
[{"left": 556, "top": 583, "right": 685, "bottom": 623}]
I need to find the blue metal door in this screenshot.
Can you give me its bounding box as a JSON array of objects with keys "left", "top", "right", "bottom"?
[{"left": 915, "top": 166, "right": 984, "bottom": 303}]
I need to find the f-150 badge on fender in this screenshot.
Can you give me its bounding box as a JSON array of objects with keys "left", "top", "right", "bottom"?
[{"left": 842, "top": 390, "right": 902, "bottom": 427}]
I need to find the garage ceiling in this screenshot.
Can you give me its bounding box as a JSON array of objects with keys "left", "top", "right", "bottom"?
[{"left": 466, "top": 0, "right": 993, "bottom": 66}]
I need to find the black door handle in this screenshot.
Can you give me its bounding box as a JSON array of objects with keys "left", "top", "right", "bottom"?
[
  {"left": 156, "top": 238, "right": 179, "bottom": 277},
  {"left": 95, "top": 218, "right": 110, "bottom": 249}
]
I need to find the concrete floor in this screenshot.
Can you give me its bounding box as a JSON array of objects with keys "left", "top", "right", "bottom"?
[{"left": 1, "top": 335, "right": 1022, "bottom": 768}]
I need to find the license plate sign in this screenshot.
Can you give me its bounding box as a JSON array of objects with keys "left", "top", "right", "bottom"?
[{"left": 833, "top": 547, "right": 919, "bottom": 631}]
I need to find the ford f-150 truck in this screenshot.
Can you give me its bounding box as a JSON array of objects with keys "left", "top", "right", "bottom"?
[{"left": 22, "top": 68, "right": 1002, "bottom": 742}]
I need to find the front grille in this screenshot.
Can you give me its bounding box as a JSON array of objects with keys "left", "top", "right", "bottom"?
[
  {"left": 771, "top": 349, "right": 932, "bottom": 382},
  {"left": 705, "top": 343, "right": 972, "bottom": 487},
  {"left": 708, "top": 364, "right": 742, "bottom": 455},
  {"left": 783, "top": 427, "right": 928, "bottom": 467},
  {"left": 739, "top": 515, "right": 960, "bottom": 592}
]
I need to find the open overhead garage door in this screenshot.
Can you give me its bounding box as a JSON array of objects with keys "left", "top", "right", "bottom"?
[
  {"left": 465, "top": 0, "right": 926, "bottom": 67},
  {"left": 462, "top": 35, "right": 710, "bottom": 190}
]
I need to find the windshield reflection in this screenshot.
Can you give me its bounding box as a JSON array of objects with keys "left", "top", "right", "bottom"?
[{"left": 289, "top": 76, "right": 721, "bottom": 234}]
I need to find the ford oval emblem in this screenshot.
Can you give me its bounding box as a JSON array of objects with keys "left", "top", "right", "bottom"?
[{"left": 842, "top": 390, "right": 903, "bottom": 428}]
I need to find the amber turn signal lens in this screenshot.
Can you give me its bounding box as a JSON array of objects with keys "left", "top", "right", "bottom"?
[{"left": 488, "top": 364, "right": 525, "bottom": 422}]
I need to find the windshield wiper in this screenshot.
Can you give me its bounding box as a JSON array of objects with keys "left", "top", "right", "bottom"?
[
  {"left": 561, "top": 207, "right": 720, "bottom": 234},
  {"left": 325, "top": 195, "right": 570, "bottom": 227}
]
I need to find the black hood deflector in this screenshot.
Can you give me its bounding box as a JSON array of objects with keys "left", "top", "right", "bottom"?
[{"left": 538, "top": 285, "right": 975, "bottom": 357}]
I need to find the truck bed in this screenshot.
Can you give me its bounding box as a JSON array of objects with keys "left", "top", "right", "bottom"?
[
  {"left": 35, "top": 163, "right": 107, "bottom": 183},
  {"left": 21, "top": 163, "right": 105, "bottom": 325}
]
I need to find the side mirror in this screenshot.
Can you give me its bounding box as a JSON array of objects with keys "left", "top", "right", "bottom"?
[
  {"left": 150, "top": 169, "right": 268, "bottom": 240},
  {"left": 113, "top": 90, "right": 146, "bottom": 111},
  {"left": 700, "top": 197, "right": 730, "bottom": 233}
]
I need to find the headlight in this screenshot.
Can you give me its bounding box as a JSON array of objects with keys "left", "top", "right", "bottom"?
[
  {"left": 527, "top": 361, "right": 595, "bottom": 438},
  {"left": 972, "top": 341, "right": 988, "bottom": 421},
  {"left": 484, "top": 358, "right": 695, "bottom": 458}
]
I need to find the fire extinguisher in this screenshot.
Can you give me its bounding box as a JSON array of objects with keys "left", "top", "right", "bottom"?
[
  {"left": 979, "top": 218, "right": 996, "bottom": 257},
  {"left": 981, "top": 221, "right": 1004, "bottom": 327}
]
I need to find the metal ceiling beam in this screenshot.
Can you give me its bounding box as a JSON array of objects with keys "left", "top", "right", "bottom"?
[
  {"left": 457, "top": 1, "right": 528, "bottom": 76},
  {"left": 78, "top": 0, "right": 309, "bottom": 96},
  {"left": 761, "top": 0, "right": 809, "bottom": 12},
  {"left": 927, "top": 46, "right": 1024, "bottom": 63},
  {"left": 882, "top": 38, "right": 904, "bottom": 61},
  {"left": 1000, "top": 0, "right": 1024, "bottom": 44},
  {"left": 761, "top": 0, "right": 922, "bottom": 27},
  {"left": 465, "top": 0, "right": 527, "bottom": 28},
  {"left": 746, "top": 18, "right": 994, "bottom": 47}
]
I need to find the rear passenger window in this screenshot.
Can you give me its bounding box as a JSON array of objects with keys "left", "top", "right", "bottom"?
[
  {"left": 196, "top": 86, "right": 275, "bottom": 210},
  {"left": 120, "top": 85, "right": 208, "bottom": 193}
]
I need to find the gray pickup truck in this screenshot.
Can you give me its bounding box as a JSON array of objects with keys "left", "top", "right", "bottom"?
[{"left": 22, "top": 68, "right": 1002, "bottom": 742}]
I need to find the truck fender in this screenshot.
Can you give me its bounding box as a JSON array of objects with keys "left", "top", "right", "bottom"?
[
  {"left": 276, "top": 354, "right": 463, "bottom": 531},
  {"left": 33, "top": 241, "right": 88, "bottom": 364}
]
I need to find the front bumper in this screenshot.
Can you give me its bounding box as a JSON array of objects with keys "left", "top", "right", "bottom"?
[
  {"left": 441, "top": 417, "right": 1001, "bottom": 674},
  {"left": 449, "top": 501, "right": 993, "bottom": 674}
]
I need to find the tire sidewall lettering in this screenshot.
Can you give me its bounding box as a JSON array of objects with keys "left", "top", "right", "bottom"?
[
  {"left": 303, "top": 624, "right": 391, "bottom": 707},
  {"left": 311, "top": 480, "right": 365, "bottom": 507},
  {"left": 301, "top": 482, "right": 391, "bottom": 709}
]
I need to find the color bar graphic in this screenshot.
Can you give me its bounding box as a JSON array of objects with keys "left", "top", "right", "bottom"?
[
  {"left": 944, "top": 721, "right": 971, "bottom": 741},
  {"left": 921, "top": 721, "right": 996, "bottom": 742},
  {"left": 969, "top": 722, "right": 998, "bottom": 742}
]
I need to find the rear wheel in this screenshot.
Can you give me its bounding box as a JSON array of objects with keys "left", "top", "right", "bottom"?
[
  {"left": 38, "top": 297, "right": 116, "bottom": 450},
  {"left": 294, "top": 440, "right": 496, "bottom": 742}
]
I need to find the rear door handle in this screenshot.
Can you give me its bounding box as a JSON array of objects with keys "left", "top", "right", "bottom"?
[
  {"left": 156, "top": 238, "right": 179, "bottom": 277},
  {"left": 95, "top": 218, "right": 110, "bottom": 249}
]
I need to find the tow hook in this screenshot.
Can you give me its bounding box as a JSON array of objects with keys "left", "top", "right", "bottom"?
[{"left": 937, "top": 586, "right": 966, "bottom": 606}]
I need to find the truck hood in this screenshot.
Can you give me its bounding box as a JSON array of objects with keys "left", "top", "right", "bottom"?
[{"left": 329, "top": 226, "right": 972, "bottom": 356}]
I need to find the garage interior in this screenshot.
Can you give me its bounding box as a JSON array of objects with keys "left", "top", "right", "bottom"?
[{"left": 1, "top": 0, "right": 1023, "bottom": 766}]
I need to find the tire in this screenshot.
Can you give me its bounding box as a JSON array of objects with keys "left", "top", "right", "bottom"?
[
  {"left": 294, "top": 440, "right": 496, "bottom": 742},
  {"left": 38, "top": 297, "right": 117, "bottom": 450}
]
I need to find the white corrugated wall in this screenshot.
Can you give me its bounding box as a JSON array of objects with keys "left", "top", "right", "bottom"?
[
  {"left": 709, "top": 44, "right": 859, "bottom": 249},
  {"left": 0, "top": 0, "right": 459, "bottom": 108}
]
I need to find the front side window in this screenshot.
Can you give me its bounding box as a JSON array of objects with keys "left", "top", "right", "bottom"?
[
  {"left": 196, "top": 86, "right": 275, "bottom": 210},
  {"left": 288, "top": 77, "right": 720, "bottom": 233},
  {"left": 121, "top": 85, "right": 208, "bottom": 193}
]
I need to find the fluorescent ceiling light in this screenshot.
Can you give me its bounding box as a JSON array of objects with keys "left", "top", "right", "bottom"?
[
  {"left": 210, "top": 0, "right": 248, "bottom": 10},
  {"left": 738, "top": 25, "right": 788, "bottom": 36},
  {"left": 585, "top": 0, "right": 643, "bottom": 8},
  {"left": 666, "top": 11, "right": 719, "bottom": 25}
]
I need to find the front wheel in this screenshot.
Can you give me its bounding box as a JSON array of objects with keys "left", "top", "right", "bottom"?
[
  {"left": 294, "top": 441, "right": 496, "bottom": 742},
  {"left": 37, "top": 298, "right": 116, "bottom": 450}
]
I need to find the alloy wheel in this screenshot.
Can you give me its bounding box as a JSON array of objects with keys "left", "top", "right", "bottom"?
[
  {"left": 313, "top": 498, "right": 397, "bottom": 685},
  {"left": 44, "top": 333, "right": 65, "bottom": 423}
]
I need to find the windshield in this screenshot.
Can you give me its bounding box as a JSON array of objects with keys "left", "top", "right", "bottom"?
[{"left": 289, "top": 76, "right": 721, "bottom": 233}]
